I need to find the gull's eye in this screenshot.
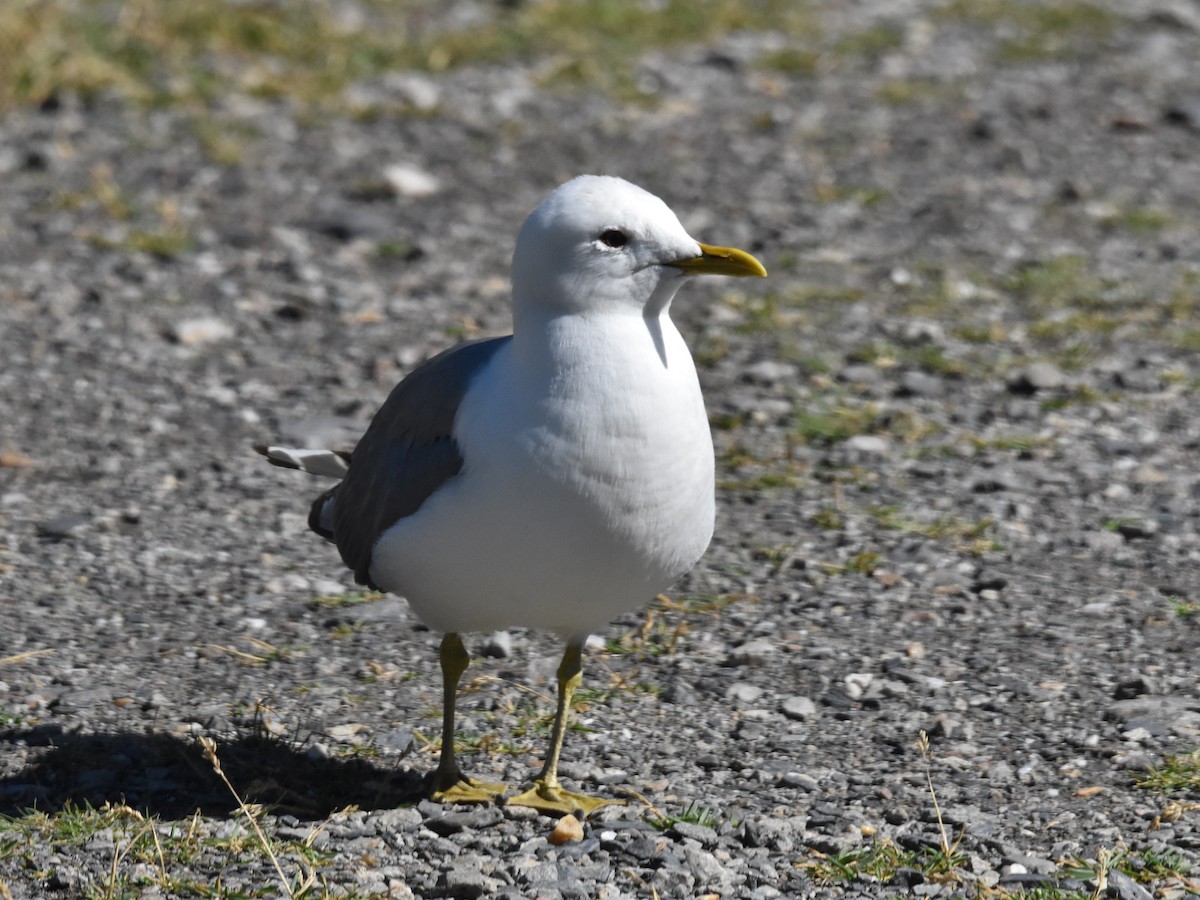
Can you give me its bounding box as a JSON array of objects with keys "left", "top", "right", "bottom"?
[{"left": 598, "top": 228, "right": 629, "bottom": 249}]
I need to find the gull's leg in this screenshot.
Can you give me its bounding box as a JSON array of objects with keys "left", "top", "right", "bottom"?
[
  {"left": 428, "top": 632, "right": 508, "bottom": 804},
  {"left": 507, "top": 640, "right": 623, "bottom": 815}
]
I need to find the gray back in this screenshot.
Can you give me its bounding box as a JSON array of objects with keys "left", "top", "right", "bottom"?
[{"left": 316, "top": 336, "right": 511, "bottom": 587}]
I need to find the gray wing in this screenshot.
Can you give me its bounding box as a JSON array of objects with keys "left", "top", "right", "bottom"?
[{"left": 316, "top": 335, "right": 511, "bottom": 588}]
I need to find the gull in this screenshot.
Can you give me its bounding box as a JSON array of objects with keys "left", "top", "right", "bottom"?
[{"left": 258, "top": 175, "right": 766, "bottom": 814}]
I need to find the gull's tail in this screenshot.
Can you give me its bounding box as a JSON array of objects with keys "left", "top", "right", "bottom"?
[
  {"left": 253, "top": 444, "right": 350, "bottom": 479},
  {"left": 253, "top": 444, "right": 348, "bottom": 540}
]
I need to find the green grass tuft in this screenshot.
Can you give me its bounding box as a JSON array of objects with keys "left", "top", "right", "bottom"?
[
  {"left": 1136, "top": 750, "right": 1200, "bottom": 794},
  {"left": 935, "top": 0, "right": 1119, "bottom": 63},
  {"left": 0, "top": 0, "right": 817, "bottom": 114},
  {"left": 648, "top": 799, "right": 720, "bottom": 831}
]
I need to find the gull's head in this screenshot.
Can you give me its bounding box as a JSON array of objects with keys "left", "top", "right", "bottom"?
[{"left": 512, "top": 175, "right": 765, "bottom": 320}]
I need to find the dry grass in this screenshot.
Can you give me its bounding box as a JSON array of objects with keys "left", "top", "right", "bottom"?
[{"left": 0, "top": 0, "right": 813, "bottom": 114}]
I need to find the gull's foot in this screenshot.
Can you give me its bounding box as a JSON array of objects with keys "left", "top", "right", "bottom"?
[
  {"left": 506, "top": 780, "right": 623, "bottom": 816},
  {"left": 428, "top": 773, "right": 508, "bottom": 805}
]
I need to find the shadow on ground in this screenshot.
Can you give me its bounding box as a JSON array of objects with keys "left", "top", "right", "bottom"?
[{"left": 0, "top": 725, "right": 425, "bottom": 819}]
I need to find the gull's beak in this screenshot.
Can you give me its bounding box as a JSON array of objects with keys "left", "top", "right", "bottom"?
[{"left": 670, "top": 242, "right": 767, "bottom": 278}]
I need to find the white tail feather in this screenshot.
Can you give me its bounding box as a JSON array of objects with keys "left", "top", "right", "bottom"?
[{"left": 256, "top": 445, "right": 349, "bottom": 478}]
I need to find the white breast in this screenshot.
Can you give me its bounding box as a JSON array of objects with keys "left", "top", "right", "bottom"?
[{"left": 369, "top": 312, "right": 715, "bottom": 639}]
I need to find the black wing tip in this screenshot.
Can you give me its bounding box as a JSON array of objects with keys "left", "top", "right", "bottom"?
[{"left": 254, "top": 443, "right": 304, "bottom": 471}]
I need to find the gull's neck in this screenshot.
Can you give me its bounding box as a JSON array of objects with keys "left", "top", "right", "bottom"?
[{"left": 510, "top": 273, "right": 688, "bottom": 363}]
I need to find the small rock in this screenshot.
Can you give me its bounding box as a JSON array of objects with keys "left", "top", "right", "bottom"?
[
  {"left": 777, "top": 771, "right": 820, "bottom": 790},
  {"left": 1129, "top": 465, "right": 1168, "bottom": 484},
  {"left": 49, "top": 867, "right": 84, "bottom": 890},
  {"left": 383, "top": 72, "right": 441, "bottom": 111},
  {"left": 549, "top": 813, "right": 584, "bottom": 845},
  {"left": 838, "top": 363, "right": 882, "bottom": 384},
  {"left": 729, "top": 639, "right": 776, "bottom": 666},
  {"left": 898, "top": 371, "right": 944, "bottom": 397},
  {"left": 1083, "top": 530, "right": 1123, "bottom": 552},
  {"left": 84, "top": 828, "right": 115, "bottom": 852},
  {"left": 1006, "top": 362, "right": 1065, "bottom": 394},
  {"left": 480, "top": 631, "right": 513, "bottom": 658},
  {"left": 973, "top": 569, "right": 1009, "bottom": 592},
  {"left": 653, "top": 868, "right": 696, "bottom": 896},
  {"left": 384, "top": 163, "right": 441, "bottom": 198},
  {"left": 1113, "top": 676, "right": 1155, "bottom": 700},
  {"left": 844, "top": 673, "right": 873, "bottom": 700},
  {"left": 845, "top": 435, "right": 891, "bottom": 457},
  {"left": 743, "top": 360, "right": 798, "bottom": 384},
  {"left": 375, "top": 807, "right": 423, "bottom": 832},
  {"left": 38, "top": 513, "right": 92, "bottom": 539},
  {"left": 326, "top": 723, "right": 367, "bottom": 741},
  {"left": 1002, "top": 853, "right": 1057, "bottom": 875},
  {"left": 669, "top": 820, "right": 719, "bottom": 847},
  {"left": 890, "top": 319, "right": 945, "bottom": 345},
  {"left": 1106, "top": 869, "right": 1154, "bottom": 900},
  {"left": 425, "top": 807, "right": 504, "bottom": 837},
  {"left": 684, "top": 845, "right": 730, "bottom": 888},
  {"left": 172, "top": 316, "right": 235, "bottom": 346},
  {"left": 780, "top": 695, "right": 817, "bottom": 721},
  {"left": 739, "top": 817, "right": 796, "bottom": 852},
  {"left": 440, "top": 863, "right": 486, "bottom": 900},
  {"left": 1104, "top": 483, "right": 1132, "bottom": 500},
  {"left": 376, "top": 727, "right": 415, "bottom": 754},
  {"left": 1116, "top": 519, "right": 1158, "bottom": 540},
  {"left": 727, "top": 682, "right": 764, "bottom": 704},
  {"left": 893, "top": 867, "right": 926, "bottom": 889},
  {"left": 1113, "top": 368, "right": 1162, "bottom": 392},
  {"left": 971, "top": 470, "right": 1021, "bottom": 493}
]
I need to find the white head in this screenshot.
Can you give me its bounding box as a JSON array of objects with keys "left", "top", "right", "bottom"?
[{"left": 511, "top": 175, "right": 765, "bottom": 324}]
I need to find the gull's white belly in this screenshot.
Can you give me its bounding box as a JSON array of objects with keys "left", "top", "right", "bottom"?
[{"left": 369, "top": 317, "right": 715, "bottom": 638}]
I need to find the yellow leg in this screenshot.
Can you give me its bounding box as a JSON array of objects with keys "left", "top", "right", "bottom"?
[
  {"left": 428, "top": 633, "right": 507, "bottom": 804},
  {"left": 507, "top": 641, "right": 623, "bottom": 816}
]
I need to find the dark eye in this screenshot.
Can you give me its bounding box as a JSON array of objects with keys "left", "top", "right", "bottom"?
[{"left": 598, "top": 229, "right": 628, "bottom": 248}]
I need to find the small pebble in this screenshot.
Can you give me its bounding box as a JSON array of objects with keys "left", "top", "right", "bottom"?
[
  {"left": 549, "top": 814, "right": 584, "bottom": 845},
  {"left": 173, "top": 316, "right": 234, "bottom": 345}
]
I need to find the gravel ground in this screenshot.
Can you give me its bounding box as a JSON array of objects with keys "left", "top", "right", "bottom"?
[{"left": 3, "top": 1, "right": 1200, "bottom": 897}]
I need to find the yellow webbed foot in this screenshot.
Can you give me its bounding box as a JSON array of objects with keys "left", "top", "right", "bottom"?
[
  {"left": 429, "top": 773, "right": 508, "bottom": 805},
  {"left": 506, "top": 779, "right": 623, "bottom": 816}
]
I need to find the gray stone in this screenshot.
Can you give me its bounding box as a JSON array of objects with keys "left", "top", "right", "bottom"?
[
  {"left": 1116, "top": 519, "right": 1158, "bottom": 540},
  {"left": 899, "top": 370, "right": 945, "bottom": 397},
  {"left": 383, "top": 163, "right": 442, "bottom": 197},
  {"left": 1007, "top": 362, "right": 1065, "bottom": 393},
  {"left": 739, "top": 818, "right": 795, "bottom": 852},
  {"left": 684, "top": 844, "right": 730, "bottom": 888},
  {"left": 440, "top": 863, "right": 487, "bottom": 899},
  {"left": 37, "top": 513, "right": 92, "bottom": 538},
  {"left": 780, "top": 695, "right": 817, "bottom": 721},
  {"left": 839, "top": 363, "right": 883, "bottom": 384},
  {"left": 375, "top": 807, "right": 423, "bottom": 832},
  {"left": 971, "top": 469, "right": 1021, "bottom": 493},
  {"left": 480, "top": 630, "right": 514, "bottom": 658},
  {"left": 845, "top": 434, "right": 892, "bottom": 457},
  {"left": 743, "top": 360, "right": 798, "bottom": 384},
  {"left": 726, "top": 682, "right": 764, "bottom": 704},
  {"left": 668, "top": 820, "right": 719, "bottom": 847},
  {"left": 1106, "top": 870, "right": 1154, "bottom": 900},
  {"left": 425, "top": 807, "right": 504, "bottom": 837},
  {"left": 777, "top": 771, "right": 820, "bottom": 790},
  {"left": 172, "top": 316, "right": 235, "bottom": 346},
  {"left": 729, "top": 638, "right": 777, "bottom": 666},
  {"left": 1001, "top": 852, "right": 1057, "bottom": 875}
]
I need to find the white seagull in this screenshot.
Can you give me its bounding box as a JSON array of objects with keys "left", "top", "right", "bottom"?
[{"left": 258, "top": 175, "right": 766, "bottom": 814}]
